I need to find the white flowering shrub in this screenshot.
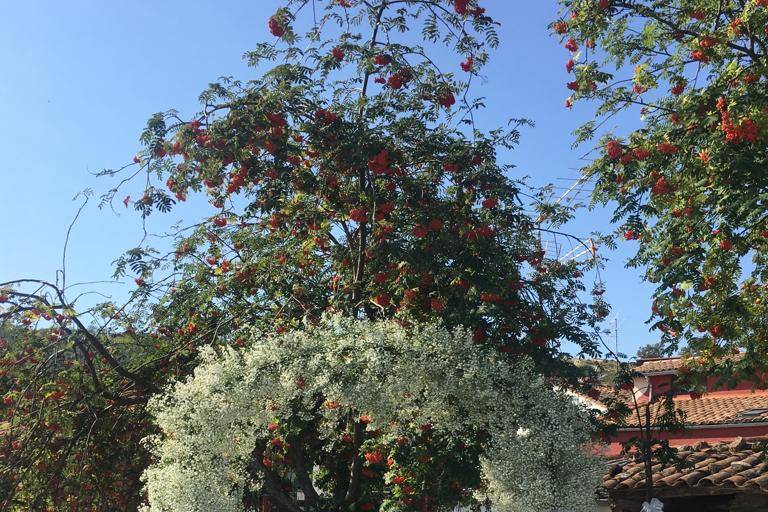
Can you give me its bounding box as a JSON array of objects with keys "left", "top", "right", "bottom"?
[{"left": 141, "top": 317, "right": 601, "bottom": 512}]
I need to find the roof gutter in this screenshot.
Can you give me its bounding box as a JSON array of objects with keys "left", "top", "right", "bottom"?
[{"left": 617, "top": 421, "right": 768, "bottom": 432}]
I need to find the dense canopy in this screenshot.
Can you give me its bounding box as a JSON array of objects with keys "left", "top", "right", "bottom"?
[{"left": 558, "top": 0, "right": 768, "bottom": 382}]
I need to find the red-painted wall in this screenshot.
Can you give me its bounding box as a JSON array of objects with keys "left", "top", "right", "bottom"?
[
  {"left": 705, "top": 375, "right": 760, "bottom": 392},
  {"left": 646, "top": 373, "right": 762, "bottom": 396},
  {"left": 604, "top": 425, "right": 768, "bottom": 457},
  {"left": 604, "top": 367, "right": 768, "bottom": 457},
  {"left": 648, "top": 374, "right": 674, "bottom": 394}
]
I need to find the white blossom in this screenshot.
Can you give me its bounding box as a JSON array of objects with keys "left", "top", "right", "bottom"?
[{"left": 141, "top": 316, "right": 601, "bottom": 512}]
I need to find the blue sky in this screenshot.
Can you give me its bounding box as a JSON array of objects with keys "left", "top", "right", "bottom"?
[{"left": 0, "top": 1, "right": 657, "bottom": 357}]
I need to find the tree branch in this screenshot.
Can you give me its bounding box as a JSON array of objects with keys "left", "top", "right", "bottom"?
[{"left": 344, "top": 416, "right": 366, "bottom": 504}]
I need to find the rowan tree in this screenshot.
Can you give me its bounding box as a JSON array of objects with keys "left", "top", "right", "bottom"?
[
  {"left": 556, "top": 0, "right": 768, "bottom": 383},
  {"left": 0, "top": 280, "right": 159, "bottom": 511},
  {"left": 114, "top": 0, "right": 606, "bottom": 372}
]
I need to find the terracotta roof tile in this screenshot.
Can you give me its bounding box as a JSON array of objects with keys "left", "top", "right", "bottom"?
[
  {"left": 605, "top": 438, "right": 768, "bottom": 493},
  {"left": 635, "top": 353, "right": 745, "bottom": 374},
  {"left": 635, "top": 357, "right": 685, "bottom": 373},
  {"left": 619, "top": 393, "right": 768, "bottom": 427}
]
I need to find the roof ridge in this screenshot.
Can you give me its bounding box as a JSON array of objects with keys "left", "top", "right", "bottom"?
[
  {"left": 604, "top": 436, "right": 768, "bottom": 494},
  {"left": 637, "top": 356, "right": 682, "bottom": 362},
  {"left": 674, "top": 391, "right": 768, "bottom": 400}
]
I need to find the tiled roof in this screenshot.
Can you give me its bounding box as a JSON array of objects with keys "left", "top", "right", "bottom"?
[
  {"left": 571, "top": 385, "right": 634, "bottom": 411},
  {"left": 635, "top": 352, "right": 746, "bottom": 374},
  {"left": 604, "top": 437, "right": 768, "bottom": 493},
  {"left": 619, "top": 393, "right": 768, "bottom": 427},
  {"left": 676, "top": 395, "right": 768, "bottom": 425},
  {"left": 570, "top": 390, "right": 607, "bottom": 411},
  {"left": 635, "top": 357, "right": 684, "bottom": 374}
]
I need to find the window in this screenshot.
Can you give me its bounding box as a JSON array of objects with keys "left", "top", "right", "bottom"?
[{"left": 738, "top": 408, "right": 768, "bottom": 417}]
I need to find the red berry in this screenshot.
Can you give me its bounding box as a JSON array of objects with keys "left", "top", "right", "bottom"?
[
  {"left": 658, "top": 142, "right": 678, "bottom": 154},
  {"left": 349, "top": 208, "right": 368, "bottom": 223},
  {"left": 438, "top": 91, "right": 455, "bottom": 108},
  {"left": 331, "top": 47, "right": 345, "bottom": 61},
  {"left": 367, "top": 149, "right": 389, "bottom": 174},
  {"left": 605, "top": 140, "right": 623, "bottom": 160},
  {"left": 268, "top": 16, "right": 285, "bottom": 37},
  {"left": 387, "top": 73, "right": 405, "bottom": 89},
  {"left": 632, "top": 147, "right": 651, "bottom": 160},
  {"left": 413, "top": 225, "right": 429, "bottom": 238},
  {"left": 427, "top": 219, "right": 444, "bottom": 231},
  {"left": 443, "top": 161, "right": 459, "bottom": 173},
  {"left": 481, "top": 197, "right": 498, "bottom": 209}
]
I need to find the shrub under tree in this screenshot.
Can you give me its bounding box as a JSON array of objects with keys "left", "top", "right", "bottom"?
[{"left": 141, "top": 317, "right": 601, "bottom": 512}]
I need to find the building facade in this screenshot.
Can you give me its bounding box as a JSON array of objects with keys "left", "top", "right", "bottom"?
[{"left": 598, "top": 356, "right": 768, "bottom": 511}]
